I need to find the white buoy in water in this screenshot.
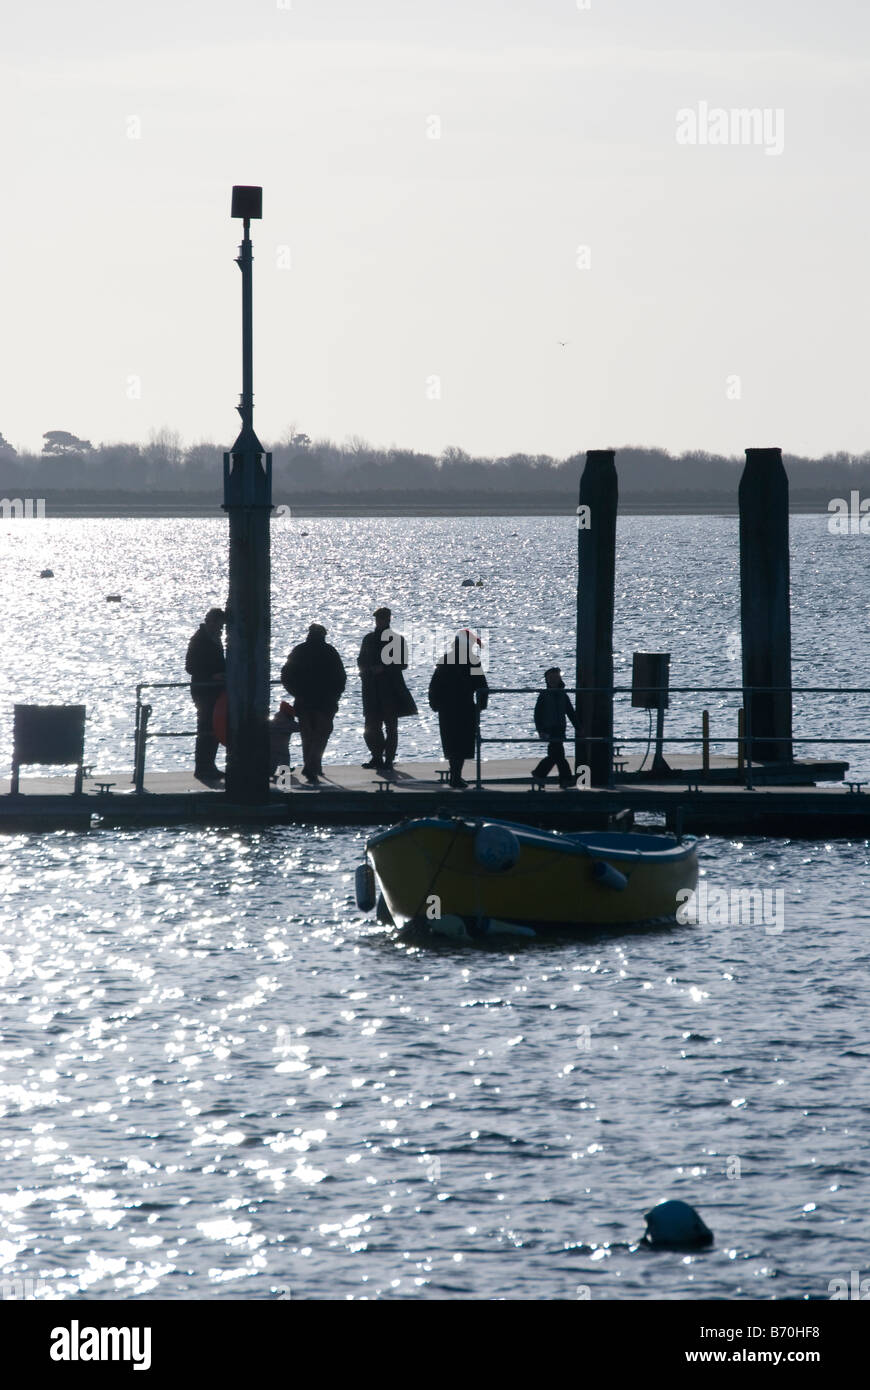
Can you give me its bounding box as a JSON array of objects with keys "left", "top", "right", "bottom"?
[
  {"left": 354, "top": 863, "right": 376, "bottom": 912},
  {"left": 643, "top": 1200, "right": 713, "bottom": 1249},
  {"left": 474, "top": 823, "right": 520, "bottom": 872}
]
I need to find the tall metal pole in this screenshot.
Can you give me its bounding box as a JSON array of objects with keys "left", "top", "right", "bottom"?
[
  {"left": 223, "top": 186, "right": 273, "bottom": 804},
  {"left": 240, "top": 220, "right": 254, "bottom": 429}
]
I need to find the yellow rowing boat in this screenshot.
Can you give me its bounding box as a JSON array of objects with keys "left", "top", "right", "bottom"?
[{"left": 362, "top": 816, "right": 699, "bottom": 939}]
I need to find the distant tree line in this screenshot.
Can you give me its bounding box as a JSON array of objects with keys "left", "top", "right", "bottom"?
[{"left": 1, "top": 428, "right": 868, "bottom": 508}]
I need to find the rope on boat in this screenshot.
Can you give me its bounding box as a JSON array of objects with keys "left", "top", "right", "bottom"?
[{"left": 406, "top": 821, "right": 467, "bottom": 926}]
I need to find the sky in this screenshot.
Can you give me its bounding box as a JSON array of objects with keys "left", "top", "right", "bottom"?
[{"left": 1, "top": 0, "right": 868, "bottom": 460}]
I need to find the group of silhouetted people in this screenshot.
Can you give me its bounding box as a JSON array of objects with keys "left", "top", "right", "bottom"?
[
  {"left": 186, "top": 607, "right": 579, "bottom": 789},
  {"left": 277, "top": 609, "right": 487, "bottom": 788}
]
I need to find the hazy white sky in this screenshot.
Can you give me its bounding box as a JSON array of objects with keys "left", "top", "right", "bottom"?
[{"left": 1, "top": 0, "right": 868, "bottom": 459}]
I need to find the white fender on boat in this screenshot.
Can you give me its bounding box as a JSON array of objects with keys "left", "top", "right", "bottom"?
[
  {"left": 591, "top": 859, "right": 629, "bottom": 891},
  {"left": 643, "top": 1200, "right": 713, "bottom": 1249},
  {"left": 355, "top": 863, "right": 376, "bottom": 912},
  {"left": 474, "top": 823, "right": 520, "bottom": 872},
  {"left": 484, "top": 918, "right": 536, "bottom": 938},
  {"left": 431, "top": 914, "right": 469, "bottom": 939}
]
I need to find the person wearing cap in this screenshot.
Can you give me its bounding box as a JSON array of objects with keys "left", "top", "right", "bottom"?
[
  {"left": 280, "top": 623, "right": 347, "bottom": 784},
  {"left": 532, "top": 666, "right": 577, "bottom": 788},
  {"left": 185, "top": 607, "right": 226, "bottom": 781},
  {"left": 427, "top": 630, "right": 489, "bottom": 789},
  {"left": 357, "top": 606, "right": 417, "bottom": 773}
]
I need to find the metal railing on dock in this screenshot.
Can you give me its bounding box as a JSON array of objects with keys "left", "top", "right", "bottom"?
[
  {"left": 474, "top": 685, "right": 870, "bottom": 792},
  {"left": 132, "top": 679, "right": 870, "bottom": 795},
  {"left": 133, "top": 680, "right": 287, "bottom": 793}
]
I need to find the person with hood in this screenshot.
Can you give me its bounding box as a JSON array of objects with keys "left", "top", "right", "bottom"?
[
  {"left": 185, "top": 607, "right": 226, "bottom": 781},
  {"left": 427, "top": 630, "right": 488, "bottom": 789},
  {"left": 357, "top": 605, "right": 417, "bottom": 773},
  {"left": 532, "top": 666, "right": 577, "bottom": 788},
  {"left": 280, "top": 623, "right": 347, "bottom": 784}
]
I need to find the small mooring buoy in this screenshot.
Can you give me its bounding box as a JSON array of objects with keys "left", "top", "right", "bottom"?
[
  {"left": 40, "top": 568, "right": 54, "bottom": 578},
  {"left": 461, "top": 578, "right": 474, "bottom": 587},
  {"left": 642, "top": 1200, "right": 713, "bottom": 1250},
  {"left": 106, "top": 594, "right": 122, "bottom": 602}
]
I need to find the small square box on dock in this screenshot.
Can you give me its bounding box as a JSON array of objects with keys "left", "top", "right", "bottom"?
[
  {"left": 631, "top": 653, "right": 670, "bottom": 709},
  {"left": 231, "top": 186, "right": 262, "bottom": 219}
]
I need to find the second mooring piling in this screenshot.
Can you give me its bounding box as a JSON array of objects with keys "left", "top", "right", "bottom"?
[
  {"left": 739, "top": 446, "right": 793, "bottom": 763},
  {"left": 576, "top": 448, "right": 618, "bottom": 785}
]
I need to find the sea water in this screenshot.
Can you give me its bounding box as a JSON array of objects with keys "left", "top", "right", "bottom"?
[{"left": 0, "top": 515, "right": 868, "bottom": 1300}]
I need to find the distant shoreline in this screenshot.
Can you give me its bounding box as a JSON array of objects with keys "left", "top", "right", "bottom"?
[{"left": 0, "top": 498, "right": 833, "bottom": 519}]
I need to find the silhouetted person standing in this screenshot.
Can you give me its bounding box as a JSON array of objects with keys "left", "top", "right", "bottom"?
[
  {"left": 532, "top": 666, "right": 577, "bottom": 788},
  {"left": 428, "top": 630, "right": 488, "bottom": 788},
  {"left": 357, "top": 606, "right": 417, "bottom": 772},
  {"left": 185, "top": 607, "right": 226, "bottom": 781},
  {"left": 281, "top": 623, "right": 347, "bottom": 784}
]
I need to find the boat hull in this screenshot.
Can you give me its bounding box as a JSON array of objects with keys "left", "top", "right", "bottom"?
[{"left": 366, "top": 817, "right": 698, "bottom": 932}]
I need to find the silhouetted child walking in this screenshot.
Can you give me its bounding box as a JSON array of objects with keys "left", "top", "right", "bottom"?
[{"left": 532, "top": 666, "right": 577, "bottom": 788}]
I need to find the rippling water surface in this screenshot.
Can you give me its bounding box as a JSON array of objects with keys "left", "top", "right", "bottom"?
[{"left": 0, "top": 516, "right": 868, "bottom": 1299}]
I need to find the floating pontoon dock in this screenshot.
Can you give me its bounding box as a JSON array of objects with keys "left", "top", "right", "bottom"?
[{"left": 1, "top": 755, "right": 865, "bottom": 838}]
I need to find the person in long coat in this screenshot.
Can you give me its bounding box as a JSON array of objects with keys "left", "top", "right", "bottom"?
[
  {"left": 280, "top": 623, "right": 347, "bottom": 784},
  {"left": 185, "top": 607, "right": 226, "bottom": 781},
  {"left": 427, "top": 630, "right": 489, "bottom": 788},
  {"left": 357, "top": 606, "right": 417, "bottom": 772}
]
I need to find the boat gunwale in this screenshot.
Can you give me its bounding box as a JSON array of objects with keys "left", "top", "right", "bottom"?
[{"left": 366, "top": 816, "right": 698, "bottom": 865}]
